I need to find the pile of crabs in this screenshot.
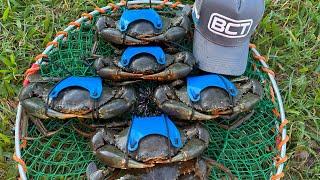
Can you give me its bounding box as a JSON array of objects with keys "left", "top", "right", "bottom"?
[{"left": 19, "top": 5, "right": 263, "bottom": 180}]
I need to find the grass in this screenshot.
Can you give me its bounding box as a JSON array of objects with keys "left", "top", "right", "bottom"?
[{"left": 0, "top": 0, "right": 319, "bottom": 179}]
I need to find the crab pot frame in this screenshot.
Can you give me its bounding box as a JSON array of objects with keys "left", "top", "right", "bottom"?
[{"left": 14, "top": 1, "right": 288, "bottom": 180}]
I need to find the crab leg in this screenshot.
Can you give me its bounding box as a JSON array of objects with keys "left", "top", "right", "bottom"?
[
  {"left": 30, "top": 117, "right": 63, "bottom": 137},
  {"left": 218, "top": 111, "right": 255, "bottom": 130}
]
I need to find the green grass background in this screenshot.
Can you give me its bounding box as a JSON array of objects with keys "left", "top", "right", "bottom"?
[{"left": 0, "top": 0, "right": 319, "bottom": 179}]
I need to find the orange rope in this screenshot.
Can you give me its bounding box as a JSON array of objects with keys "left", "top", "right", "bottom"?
[
  {"left": 46, "top": 41, "right": 58, "bottom": 48},
  {"left": 25, "top": 64, "right": 40, "bottom": 76},
  {"left": 279, "top": 119, "right": 289, "bottom": 133},
  {"left": 23, "top": 63, "right": 40, "bottom": 86},
  {"left": 13, "top": 153, "right": 27, "bottom": 172},
  {"left": 272, "top": 108, "right": 281, "bottom": 118},
  {"left": 129, "top": 4, "right": 144, "bottom": 9},
  {"left": 253, "top": 54, "right": 267, "bottom": 62},
  {"left": 68, "top": 21, "right": 81, "bottom": 27},
  {"left": 261, "top": 67, "right": 275, "bottom": 77},
  {"left": 55, "top": 31, "right": 68, "bottom": 37},
  {"left": 107, "top": 3, "right": 120, "bottom": 12},
  {"left": 277, "top": 135, "right": 289, "bottom": 151},
  {"left": 249, "top": 43, "right": 256, "bottom": 49},
  {"left": 275, "top": 155, "right": 288, "bottom": 167},
  {"left": 81, "top": 13, "right": 93, "bottom": 20},
  {"left": 23, "top": 79, "right": 30, "bottom": 87},
  {"left": 154, "top": 0, "right": 169, "bottom": 9},
  {"left": 269, "top": 85, "right": 275, "bottom": 103},
  {"left": 252, "top": 42, "right": 288, "bottom": 179},
  {"left": 20, "top": 138, "right": 27, "bottom": 149},
  {"left": 271, "top": 172, "right": 284, "bottom": 180},
  {"left": 95, "top": 7, "right": 106, "bottom": 14},
  {"left": 171, "top": 1, "right": 181, "bottom": 8},
  {"left": 35, "top": 54, "right": 48, "bottom": 61},
  {"left": 120, "top": 0, "right": 127, "bottom": 6}
]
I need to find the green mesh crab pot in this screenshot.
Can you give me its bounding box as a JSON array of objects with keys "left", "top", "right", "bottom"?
[{"left": 14, "top": 1, "right": 289, "bottom": 179}]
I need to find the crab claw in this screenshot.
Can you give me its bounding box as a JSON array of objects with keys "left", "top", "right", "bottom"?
[
  {"left": 92, "top": 129, "right": 154, "bottom": 169},
  {"left": 141, "top": 26, "right": 187, "bottom": 42},
  {"left": 86, "top": 162, "right": 105, "bottom": 180},
  {"left": 164, "top": 126, "right": 209, "bottom": 163},
  {"left": 142, "top": 51, "right": 195, "bottom": 81},
  {"left": 142, "top": 63, "right": 191, "bottom": 81},
  {"left": 94, "top": 57, "right": 144, "bottom": 81},
  {"left": 154, "top": 86, "right": 219, "bottom": 120},
  {"left": 100, "top": 28, "right": 146, "bottom": 45},
  {"left": 96, "top": 145, "right": 155, "bottom": 169},
  {"left": 21, "top": 98, "right": 86, "bottom": 119},
  {"left": 170, "top": 138, "right": 207, "bottom": 163}
]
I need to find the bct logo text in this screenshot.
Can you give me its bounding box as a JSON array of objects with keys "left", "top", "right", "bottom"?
[{"left": 208, "top": 13, "right": 253, "bottom": 38}]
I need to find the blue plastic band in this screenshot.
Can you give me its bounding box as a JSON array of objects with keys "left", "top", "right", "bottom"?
[
  {"left": 187, "top": 74, "right": 238, "bottom": 102},
  {"left": 118, "top": 9, "right": 163, "bottom": 32},
  {"left": 128, "top": 114, "right": 182, "bottom": 152},
  {"left": 119, "top": 46, "right": 166, "bottom": 67},
  {"left": 49, "top": 76, "right": 103, "bottom": 100}
]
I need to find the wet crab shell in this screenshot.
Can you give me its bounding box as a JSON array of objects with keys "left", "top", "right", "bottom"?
[
  {"left": 154, "top": 77, "right": 263, "bottom": 121},
  {"left": 91, "top": 124, "right": 209, "bottom": 169},
  {"left": 19, "top": 82, "right": 136, "bottom": 120},
  {"left": 94, "top": 51, "right": 196, "bottom": 81},
  {"left": 86, "top": 158, "right": 210, "bottom": 180},
  {"left": 95, "top": 5, "right": 192, "bottom": 45}
]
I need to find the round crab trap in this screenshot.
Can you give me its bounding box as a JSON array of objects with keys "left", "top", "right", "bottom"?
[{"left": 14, "top": 1, "right": 289, "bottom": 180}]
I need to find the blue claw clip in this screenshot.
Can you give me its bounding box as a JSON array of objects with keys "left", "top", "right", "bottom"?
[
  {"left": 127, "top": 114, "right": 182, "bottom": 152},
  {"left": 118, "top": 9, "right": 163, "bottom": 32},
  {"left": 187, "top": 74, "right": 238, "bottom": 102},
  {"left": 119, "top": 46, "right": 166, "bottom": 67},
  {"left": 48, "top": 76, "right": 103, "bottom": 100}
]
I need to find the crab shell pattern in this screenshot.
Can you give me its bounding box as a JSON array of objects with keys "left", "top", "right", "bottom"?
[
  {"left": 86, "top": 158, "right": 210, "bottom": 180},
  {"left": 19, "top": 82, "right": 136, "bottom": 120},
  {"left": 91, "top": 124, "right": 209, "bottom": 169},
  {"left": 95, "top": 5, "right": 192, "bottom": 45},
  {"left": 154, "top": 77, "right": 263, "bottom": 122},
  {"left": 94, "top": 51, "right": 196, "bottom": 81}
]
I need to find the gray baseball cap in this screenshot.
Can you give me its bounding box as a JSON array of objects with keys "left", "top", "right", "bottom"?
[{"left": 193, "top": 0, "right": 265, "bottom": 76}]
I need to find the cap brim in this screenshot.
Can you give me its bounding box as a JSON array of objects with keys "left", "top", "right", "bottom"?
[{"left": 193, "top": 29, "right": 249, "bottom": 76}]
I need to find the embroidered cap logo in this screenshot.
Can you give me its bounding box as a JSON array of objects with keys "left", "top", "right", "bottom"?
[{"left": 208, "top": 13, "right": 253, "bottom": 38}]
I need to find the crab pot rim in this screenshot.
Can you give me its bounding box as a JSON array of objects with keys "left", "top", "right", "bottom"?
[{"left": 14, "top": 1, "right": 288, "bottom": 180}]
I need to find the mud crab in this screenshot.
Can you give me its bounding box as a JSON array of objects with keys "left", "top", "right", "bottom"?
[
  {"left": 19, "top": 77, "right": 136, "bottom": 120},
  {"left": 154, "top": 75, "right": 263, "bottom": 128},
  {"left": 95, "top": 6, "right": 192, "bottom": 45},
  {"left": 86, "top": 158, "right": 214, "bottom": 180},
  {"left": 91, "top": 117, "right": 209, "bottom": 169},
  {"left": 94, "top": 46, "right": 195, "bottom": 81}
]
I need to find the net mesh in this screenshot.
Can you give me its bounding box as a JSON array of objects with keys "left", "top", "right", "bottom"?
[{"left": 22, "top": 5, "right": 280, "bottom": 180}]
